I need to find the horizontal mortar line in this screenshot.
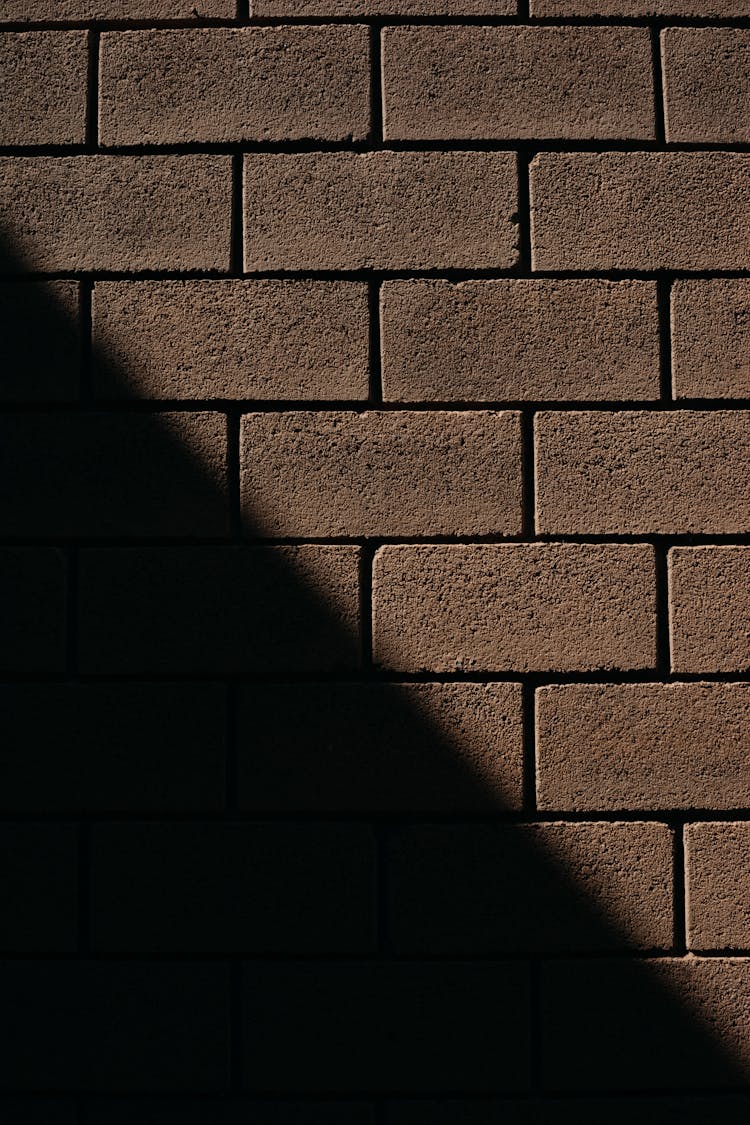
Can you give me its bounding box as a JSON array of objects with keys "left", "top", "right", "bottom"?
[
  {"left": 0, "top": 949, "right": 730, "bottom": 963},
  {"left": 0, "top": 810, "right": 745, "bottom": 825},
  {"left": 3, "top": 1089, "right": 749, "bottom": 1103},
  {"left": 6, "top": 533, "right": 750, "bottom": 547},
  {"left": 1, "top": 672, "right": 748, "bottom": 687},
  {"left": 6, "top": 399, "right": 750, "bottom": 412},
  {"left": 8, "top": 141, "right": 750, "bottom": 156},
  {"left": 6, "top": 14, "right": 750, "bottom": 29},
  {"left": 9, "top": 268, "right": 750, "bottom": 282}
]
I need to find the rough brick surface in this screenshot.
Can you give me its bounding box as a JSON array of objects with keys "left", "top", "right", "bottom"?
[
  {"left": 243, "top": 962, "right": 529, "bottom": 1091},
  {"left": 532, "top": 0, "right": 749, "bottom": 12},
  {"left": 91, "top": 823, "right": 375, "bottom": 952},
  {"left": 373, "top": 544, "right": 655, "bottom": 673},
  {"left": 0, "top": 413, "right": 227, "bottom": 537},
  {"left": 382, "top": 27, "right": 654, "bottom": 142},
  {"left": 254, "top": 1, "right": 514, "bottom": 10},
  {"left": 671, "top": 280, "right": 750, "bottom": 399},
  {"left": 0, "top": 282, "right": 80, "bottom": 401},
  {"left": 535, "top": 411, "right": 750, "bottom": 535},
  {"left": 244, "top": 152, "right": 518, "bottom": 270},
  {"left": 77, "top": 547, "right": 361, "bottom": 674},
  {"left": 238, "top": 682, "right": 523, "bottom": 812},
  {"left": 241, "top": 411, "right": 521, "bottom": 537},
  {"left": 531, "top": 153, "right": 750, "bottom": 271},
  {"left": 99, "top": 28, "right": 370, "bottom": 146},
  {"left": 381, "top": 280, "right": 659, "bottom": 402},
  {"left": 93, "top": 281, "right": 369, "bottom": 401},
  {"left": 387, "top": 822, "right": 673, "bottom": 953},
  {"left": 2, "top": 0, "right": 232, "bottom": 15},
  {"left": 669, "top": 547, "right": 750, "bottom": 673},
  {"left": 537, "top": 683, "right": 750, "bottom": 811},
  {"left": 663, "top": 29, "right": 750, "bottom": 143},
  {"left": 0, "top": 33, "right": 88, "bottom": 146},
  {"left": 0, "top": 157, "right": 231, "bottom": 273},
  {"left": 541, "top": 959, "right": 750, "bottom": 1089},
  {"left": 686, "top": 823, "right": 750, "bottom": 951}
]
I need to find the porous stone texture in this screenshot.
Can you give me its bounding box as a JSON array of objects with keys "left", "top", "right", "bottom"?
[
  {"left": 671, "top": 280, "right": 750, "bottom": 399},
  {"left": 669, "top": 547, "right": 750, "bottom": 673},
  {"left": 0, "top": 32, "right": 88, "bottom": 146},
  {"left": 663, "top": 29, "right": 750, "bottom": 143},
  {"left": 686, "top": 824, "right": 750, "bottom": 950}
]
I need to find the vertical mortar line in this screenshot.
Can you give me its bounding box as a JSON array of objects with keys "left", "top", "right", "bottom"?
[
  {"left": 651, "top": 24, "right": 666, "bottom": 146},
  {"left": 657, "top": 276, "right": 674, "bottom": 403},
  {"left": 85, "top": 28, "right": 100, "bottom": 151},
  {"left": 230, "top": 153, "right": 245, "bottom": 278},
  {"left": 230, "top": 959, "right": 243, "bottom": 1094},
  {"left": 236, "top": 0, "right": 250, "bottom": 21},
  {"left": 672, "top": 818, "right": 687, "bottom": 954}
]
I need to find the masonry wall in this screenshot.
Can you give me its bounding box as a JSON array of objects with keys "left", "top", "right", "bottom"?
[{"left": 3, "top": 1, "right": 750, "bottom": 1122}]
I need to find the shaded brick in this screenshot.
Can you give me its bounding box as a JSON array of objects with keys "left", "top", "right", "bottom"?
[
  {"left": 669, "top": 547, "right": 750, "bottom": 674},
  {"left": 0, "top": 282, "right": 79, "bottom": 402},
  {"left": 535, "top": 410, "right": 750, "bottom": 535},
  {"left": 0, "top": 962, "right": 229, "bottom": 1090},
  {"left": 387, "top": 822, "right": 673, "bottom": 954},
  {"left": 240, "top": 410, "right": 521, "bottom": 537},
  {"left": 671, "top": 280, "right": 750, "bottom": 399},
  {"left": 0, "top": 549, "right": 65, "bottom": 673},
  {"left": 541, "top": 959, "right": 750, "bottom": 1089},
  {"left": 0, "top": 156, "right": 231, "bottom": 273},
  {"left": 254, "top": 1, "right": 513, "bottom": 10},
  {"left": 243, "top": 962, "right": 529, "bottom": 1092},
  {"left": 386, "top": 1098, "right": 750, "bottom": 1125},
  {"left": 244, "top": 151, "right": 518, "bottom": 270},
  {"left": 238, "top": 682, "right": 523, "bottom": 813},
  {"left": 686, "top": 823, "right": 750, "bottom": 951},
  {"left": 0, "top": 413, "right": 227, "bottom": 538},
  {"left": 89, "top": 1105, "right": 375, "bottom": 1125},
  {"left": 2, "top": 0, "right": 232, "bottom": 15},
  {"left": 0, "top": 824, "right": 76, "bottom": 952},
  {"left": 531, "top": 153, "right": 750, "bottom": 270},
  {"left": 100, "top": 27, "right": 369, "bottom": 146},
  {"left": 91, "top": 822, "right": 375, "bottom": 953},
  {"left": 537, "top": 683, "right": 750, "bottom": 811},
  {"left": 78, "top": 547, "right": 360, "bottom": 675},
  {"left": 0, "top": 32, "right": 87, "bottom": 146},
  {"left": 2, "top": 1106, "right": 77, "bottom": 1125},
  {"left": 92, "top": 280, "right": 369, "bottom": 401},
  {"left": 373, "top": 544, "right": 655, "bottom": 673},
  {"left": 663, "top": 29, "right": 750, "bottom": 143},
  {"left": 0, "top": 683, "right": 225, "bottom": 813},
  {"left": 383, "top": 27, "right": 653, "bottom": 141},
  {"left": 381, "top": 280, "right": 659, "bottom": 403}
]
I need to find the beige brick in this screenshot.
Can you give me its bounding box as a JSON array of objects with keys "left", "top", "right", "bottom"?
[
  {"left": 373, "top": 544, "right": 655, "bottom": 673},
  {"left": 92, "top": 281, "right": 369, "bottom": 401},
  {"left": 383, "top": 27, "right": 653, "bottom": 141},
  {"left": 0, "top": 33, "right": 87, "bottom": 146},
  {"left": 381, "top": 280, "right": 659, "bottom": 402},
  {"left": 669, "top": 548, "right": 750, "bottom": 674},
  {"left": 672, "top": 280, "right": 750, "bottom": 399},
  {"left": 686, "top": 824, "right": 750, "bottom": 950},
  {"left": 531, "top": 153, "right": 750, "bottom": 271},
  {"left": 535, "top": 411, "right": 750, "bottom": 535},
  {"left": 243, "top": 152, "right": 518, "bottom": 271},
  {"left": 0, "top": 157, "right": 231, "bottom": 273},
  {"left": 99, "top": 27, "right": 369, "bottom": 146},
  {"left": 537, "top": 683, "right": 750, "bottom": 811},
  {"left": 663, "top": 30, "right": 750, "bottom": 144},
  {"left": 240, "top": 411, "right": 521, "bottom": 537}
]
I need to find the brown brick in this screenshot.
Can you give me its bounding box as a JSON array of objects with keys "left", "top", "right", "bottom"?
[
  {"left": 254, "top": 1, "right": 514, "bottom": 11},
  {"left": 686, "top": 823, "right": 750, "bottom": 951},
  {"left": 0, "top": 33, "right": 87, "bottom": 146},
  {"left": 531, "top": 1, "right": 746, "bottom": 12},
  {"left": 244, "top": 152, "right": 518, "bottom": 270},
  {"left": 387, "top": 822, "right": 673, "bottom": 953},
  {"left": 78, "top": 547, "right": 361, "bottom": 675},
  {"left": 0, "top": 282, "right": 79, "bottom": 401},
  {"left": 663, "top": 30, "right": 750, "bottom": 144},
  {"left": 92, "top": 281, "right": 369, "bottom": 401},
  {"left": 537, "top": 683, "right": 750, "bottom": 811},
  {"left": 381, "top": 280, "right": 659, "bottom": 403},
  {"left": 238, "top": 682, "right": 523, "bottom": 813},
  {"left": 541, "top": 958, "right": 750, "bottom": 1089},
  {"left": 383, "top": 27, "right": 653, "bottom": 142},
  {"left": 99, "top": 28, "right": 369, "bottom": 146},
  {"left": 535, "top": 410, "right": 750, "bottom": 535},
  {"left": 672, "top": 281, "right": 750, "bottom": 400},
  {"left": 531, "top": 153, "right": 750, "bottom": 270},
  {"left": 0, "top": 156, "right": 231, "bottom": 273},
  {"left": 240, "top": 411, "right": 521, "bottom": 537},
  {"left": 0, "top": 413, "right": 227, "bottom": 538},
  {"left": 2, "top": 0, "right": 232, "bottom": 16},
  {"left": 373, "top": 544, "right": 655, "bottom": 673},
  {"left": 669, "top": 547, "right": 750, "bottom": 674}
]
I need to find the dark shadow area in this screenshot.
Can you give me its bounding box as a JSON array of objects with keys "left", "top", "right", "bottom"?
[{"left": 0, "top": 227, "right": 749, "bottom": 1123}]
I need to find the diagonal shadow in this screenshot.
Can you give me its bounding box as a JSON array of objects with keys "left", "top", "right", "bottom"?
[{"left": 1, "top": 226, "right": 749, "bottom": 1121}]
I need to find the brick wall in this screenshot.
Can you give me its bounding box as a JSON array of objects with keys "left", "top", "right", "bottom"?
[{"left": 3, "top": 1, "right": 750, "bottom": 1122}]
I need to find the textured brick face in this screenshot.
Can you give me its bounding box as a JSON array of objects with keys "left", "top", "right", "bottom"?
[
  {"left": 663, "top": 30, "right": 750, "bottom": 143},
  {"left": 0, "top": 33, "right": 88, "bottom": 146},
  {"left": 671, "top": 280, "right": 750, "bottom": 399},
  {"left": 669, "top": 547, "right": 750, "bottom": 673}
]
